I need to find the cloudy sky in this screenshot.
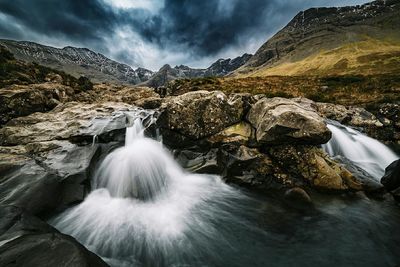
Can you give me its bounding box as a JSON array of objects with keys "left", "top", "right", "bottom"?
[{"left": 0, "top": 0, "right": 370, "bottom": 70}]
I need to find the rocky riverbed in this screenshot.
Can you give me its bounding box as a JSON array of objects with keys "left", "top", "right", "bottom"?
[{"left": 0, "top": 79, "right": 399, "bottom": 266}]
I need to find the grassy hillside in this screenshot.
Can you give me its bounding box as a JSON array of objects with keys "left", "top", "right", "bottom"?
[
  {"left": 245, "top": 38, "right": 400, "bottom": 77},
  {"left": 237, "top": 0, "right": 400, "bottom": 78}
]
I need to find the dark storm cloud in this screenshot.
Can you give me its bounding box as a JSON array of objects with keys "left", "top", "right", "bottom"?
[
  {"left": 0, "top": 0, "right": 370, "bottom": 68},
  {"left": 0, "top": 0, "right": 115, "bottom": 42}
]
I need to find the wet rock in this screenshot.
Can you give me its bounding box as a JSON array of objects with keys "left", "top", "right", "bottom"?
[
  {"left": 0, "top": 102, "right": 139, "bottom": 214},
  {"left": 284, "top": 187, "right": 312, "bottom": 206},
  {"left": 0, "top": 150, "right": 61, "bottom": 215},
  {"left": 247, "top": 97, "right": 331, "bottom": 145},
  {"left": 175, "top": 149, "right": 220, "bottom": 174},
  {"left": 158, "top": 90, "right": 244, "bottom": 140},
  {"left": 219, "top": 145, "right": 278, "bottom": 188},
  {"left": 381, "top": 159, "right": 400, "bottom": 191},
  {"left": 0, "top": 142, "right": 98, "bottom": 215},
  {"left": 269, "top": 145, "right": 363, "bottom": 191},
  {"left": 0, "top": 205, "right": 108, "bottom": 267}
]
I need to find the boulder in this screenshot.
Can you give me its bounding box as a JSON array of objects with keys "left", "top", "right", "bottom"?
[
  {"left": 0, "top": 102, "right": 140, "bottom": 214},
  {"left": 315, "top": 102, "right": 384, "bottom": 128},
  {"left": 0, "top": 83, "right": 74, "bottom": 125},
  {"left": 0, "top": 102, "right": 136, "bottom": 145},
  {"left": 247, "top": 97, "right": 331, "bottom": 145},
  {"left": 269, "top": 145, "right": 363, "bottom": 191},
  {"left": 218, "top": 145, "right": 279, "bottom": 188},
  {"left": 158, "top": 90, "right": 244, "bottom": 140},
  {"left": 0, "top": 205, "right": 108, "bottom": 267},
  {"left": 381, "top": 159, "right": 400, "bottom": 191},
  {"left": 0, "top": 142, "right": 99, "bottom": 215},
  {"left": 284, "top": 187, "right": 312, "bottom": 206}
]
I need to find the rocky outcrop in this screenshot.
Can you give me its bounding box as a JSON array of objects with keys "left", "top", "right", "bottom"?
[
  {"left": 381, "top": 159, "right": 400, "bottom": 201},
  {"left": 0, "top": 83, "right": 74, "bottom": 124},
  {"left": 0, "top": 102, "right": 140, "bottom": 215},
  {"left": 316, "top": 102, "right": 383, "bottom": 128},
  {"left": 0, "top": 205, "right": 108, "bottom": 266},
  {"left": 269, "top": 145, "right": 363, "bottom": 191},
  {"left": 158, "top": 91, "right": 244, "bottom": 141},
  {"left": 247, "top": 97, "right": 331, "bottom": 145},
  {"left": 316, "top": 101, "right": 400, "bottom": 142}
]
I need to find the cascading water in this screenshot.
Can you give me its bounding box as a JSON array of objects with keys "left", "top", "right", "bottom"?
[
  {"left": 50, "top": 113, "right": 400, "bottom": 267},
  {"left": 322, "top": 121, "right": 399, "bottom": 180},
  {"left": 50, "top": 111, "right": 258, "bottom": 267}
]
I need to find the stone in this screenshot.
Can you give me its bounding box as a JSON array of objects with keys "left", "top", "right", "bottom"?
[
  {"left": 381, "top": 159, "right": 400, "bottom": 191},
  {"left": 0, "top": 102, "right": 136, "bottom": 146},
  {"left": 0, "top": 83, "right": 74, "bottom": 125},
  {"left": 247, "top": 97, "right": 331, "bottom": 145},
  {"left": 0, "top": 205, "right": 108, "bottom": 267},
  {"left": 219, "top": 145, "right": 278, "bottom": 188},
  {"left": 269, "top": 145, "right": 363, "bottom": 191},
  {"left": 207, "top": 122, "right": 255, "bottom": 146},
  {"left": 284, "top": 187, "right": 312, "bottom": 205},
  {"left": 158, "top": 90, "right": 244, "bottom": 140}
]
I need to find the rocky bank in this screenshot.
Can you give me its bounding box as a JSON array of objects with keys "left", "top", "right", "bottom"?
[{"left": 0, "top": 78, "right": 399, "bottom": 266}]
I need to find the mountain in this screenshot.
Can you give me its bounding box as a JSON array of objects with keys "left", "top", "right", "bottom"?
[
  {"left": 0, "top": 39, "right": 153, "bottom": 84},
  {"left": 204, "top": 53, "right": 252, "bottom": 77},
  {"left": 236, "top": 0, "right": 400, "bottom": 77},
  {"left": 143, "top": 53, "right": 252, "bottom": 88}
]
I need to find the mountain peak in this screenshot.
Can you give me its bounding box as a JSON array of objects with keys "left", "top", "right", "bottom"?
[{"left": 0, "top": 39, "right": 153, "bottom": 84}]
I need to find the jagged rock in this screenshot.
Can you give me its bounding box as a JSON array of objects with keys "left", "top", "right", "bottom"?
[
  {"left": 158, "top": 91, "right": 244, "bottom": 140},
  {"left": 381, "top": 159, "right": 400, "bottom": 192},
  {"left": 247, "top": 97, "right": 331, "bottom": 145},
  {"left": 269, "top": 145, "right": 363, "bottom": 191},
  {"left": 219, "top": 145, "right": 278, "bottom": 188},
  {"left": 0, "top": 205, "right": 108, "bottom": 267},
  {"left": 0, "top": 102, "right": 139, "bottom": 214},
  {"left": 0, "top": 102, "right": 135, "bottom": 145},
  {"left": 316, "top": 102, "right": 383, "bottom": 127},
  {"left": 175, "top": 149, "right": 220, "bottom": 174}
]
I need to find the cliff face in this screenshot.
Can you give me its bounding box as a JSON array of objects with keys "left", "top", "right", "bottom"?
[
  {"left": 237, "top": 0, "right": 400, "bottom": 76},
  {"left": 0, "top": 39, "right": 153, "bottom": 84}
]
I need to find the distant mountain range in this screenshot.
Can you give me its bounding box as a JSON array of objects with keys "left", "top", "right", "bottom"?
[
  {"left": 0, "top": 39, "right": 251, "bottom": 86},
  {"left": 0, "top": 39, "right": 154, "bottom": 84},
  {"left": 2, "top": 0, "right": 398, "bottom": 86},
  {"left": 236, "top": 0, "right": 400, "bottom": 77},
  {"left": 142, "top": 53, "right": 252, "bottom": 88}
]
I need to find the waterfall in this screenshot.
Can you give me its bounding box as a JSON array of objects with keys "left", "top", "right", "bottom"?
[
  {"left": 49, "top": 110, "right": 254, "bottom": 267},
  {"left": 322, "top": 121, "right": 399, "bottom": 180}
]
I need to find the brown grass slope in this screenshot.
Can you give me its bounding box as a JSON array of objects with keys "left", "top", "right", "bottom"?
[{"left": 236, "top": 0, "right": 400, "bottom": 77}]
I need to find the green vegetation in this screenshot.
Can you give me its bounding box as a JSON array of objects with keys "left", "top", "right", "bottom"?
[{"left": 0, "top": 45, "right": 93, "bottom": 91}]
